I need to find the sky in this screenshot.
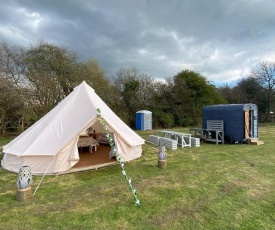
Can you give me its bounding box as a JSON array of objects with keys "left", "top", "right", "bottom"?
[{"left": 1, "top": 0, "right": 275, "bottom": 86}]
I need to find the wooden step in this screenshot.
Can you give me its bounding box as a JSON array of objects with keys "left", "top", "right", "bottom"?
[
  {"left": 248, "top": 138, "right": 259, "bottom": 142},
  {"left": 248, "top": 140, "right": 264, "bottom": 145}
]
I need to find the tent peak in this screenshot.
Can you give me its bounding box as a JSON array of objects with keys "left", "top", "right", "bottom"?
[{"left": 75, "top": 81, "right": 95, "bottom": 92}]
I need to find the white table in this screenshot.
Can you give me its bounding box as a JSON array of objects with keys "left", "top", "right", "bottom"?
[
  {"left": 156, "top": 130, "right": 191, "bottom": 148},
  {"left": 190, "top": 127, "right": 224, "bottom": 145}
]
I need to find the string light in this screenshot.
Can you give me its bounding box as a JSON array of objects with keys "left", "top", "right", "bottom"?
[{"left": 97, "top": 108, "right": 141, "bottom": 207}]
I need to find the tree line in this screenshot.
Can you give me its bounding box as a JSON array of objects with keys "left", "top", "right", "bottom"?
[{"left": 0, "top": 41, "right": 274, "bottom": 136}]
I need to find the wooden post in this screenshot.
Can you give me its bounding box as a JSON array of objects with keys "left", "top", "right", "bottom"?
[
  {"left": 16, "top": 187, "right": 32, "bottom": 201},
  {"left": 158, "top": 159, "right": 167, "bottom": 169}
]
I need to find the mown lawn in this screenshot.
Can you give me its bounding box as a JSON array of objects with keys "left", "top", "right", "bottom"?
[{"left": 0, "top": 124, "right": 274, "bottom": 230}]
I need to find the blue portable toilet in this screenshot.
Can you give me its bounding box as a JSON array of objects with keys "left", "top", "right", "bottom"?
[
  {"left": 203, "top": 104, "right": 258, "bottom": 143},
  {"left": 136, "top": 110, "right": 152, "bottom": 130}
]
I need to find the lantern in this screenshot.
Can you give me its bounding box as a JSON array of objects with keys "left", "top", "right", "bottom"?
[
  {"left": 16, "top": 166, "right": 33, "bottom": 201},
  {"left": 158, "top": 146, "right": 167, "bottom": 169},
  {"left": 158, "top": 145, "right": 166, "bottom": 160},
  {"left": 16, "top": 166, "right": 33, "bottom": 189}
]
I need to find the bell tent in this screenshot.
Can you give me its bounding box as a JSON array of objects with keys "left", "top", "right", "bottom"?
[{"left": 1, "top": 81, "right": 144, "bottom": 175}]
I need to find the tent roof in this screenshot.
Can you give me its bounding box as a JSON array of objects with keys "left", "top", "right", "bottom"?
[{"left": 3, "top": 81, "right": 144, "bottom": 156}]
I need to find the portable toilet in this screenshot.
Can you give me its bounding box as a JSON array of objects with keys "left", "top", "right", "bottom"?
[
  {"left": 136, "top": 110, "right": 152, "bottom": 130},
  {"left": 203, "top": 104, "right": 258, "bottom": 143}
]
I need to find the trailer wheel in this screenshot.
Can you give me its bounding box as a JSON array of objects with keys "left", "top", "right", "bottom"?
[{"left": 224, "top": 134, "right": 233, "bottom": 144}]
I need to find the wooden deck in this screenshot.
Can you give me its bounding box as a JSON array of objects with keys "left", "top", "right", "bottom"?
[{"left": 66, "top": 144, "right": 117, "bottom": 173}]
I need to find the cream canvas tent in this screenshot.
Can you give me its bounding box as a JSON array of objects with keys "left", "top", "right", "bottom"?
[{"left": 1, "top": 81, "right": 144, "bottom": 175}]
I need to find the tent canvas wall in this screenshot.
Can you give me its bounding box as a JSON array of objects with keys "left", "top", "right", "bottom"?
[
  {"left": 1, "top": 81, "right": 144, "bottom": 175},
  {"left": 203, "top": 103, "right": 258, "bottom": 143}
]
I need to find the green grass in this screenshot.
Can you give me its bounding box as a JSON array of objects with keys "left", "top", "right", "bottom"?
[{"left": 0, "top": 126, "right": 275, "bottom": 230}]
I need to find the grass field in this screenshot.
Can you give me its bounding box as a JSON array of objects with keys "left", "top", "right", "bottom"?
[{"left": 0, "top": 124, "right": 274, "bottom": 230}]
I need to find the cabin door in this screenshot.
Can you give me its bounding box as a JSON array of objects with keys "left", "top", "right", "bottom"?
[{"left": 244, "top": 110, "right": 250, "bottom": 138}]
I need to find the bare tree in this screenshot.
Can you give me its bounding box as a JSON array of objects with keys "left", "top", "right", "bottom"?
[
  {"left": 112, "top": 67, "right": 155, "bottom": 127},
  {"left": 0, "top": 42, "right": 26, "bottom": 88},
  {"left": 251, "top": 62, "right": 275, "bottom": 121},
  {"left": 0, "top": 77, "right": 25, "bottom": 135},
  {"left": 84, "top": 59, "right": 114, "bottom": 106},
  {"left": 0, "top": 41, "right": 111, "bottom": 132}
]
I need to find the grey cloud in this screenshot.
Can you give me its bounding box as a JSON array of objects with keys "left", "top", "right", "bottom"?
[{"left": 0, "top": 0, "right": 275, "bottom": 84}]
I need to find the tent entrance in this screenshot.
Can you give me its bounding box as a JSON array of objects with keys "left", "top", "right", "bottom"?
[{"left": 73, "top": 144, "right": 116, "bottom": 169}]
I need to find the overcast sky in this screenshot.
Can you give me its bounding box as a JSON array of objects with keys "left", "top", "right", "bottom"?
[{"left": 1, "top": 0, "right": 275, "bottom": 86}]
